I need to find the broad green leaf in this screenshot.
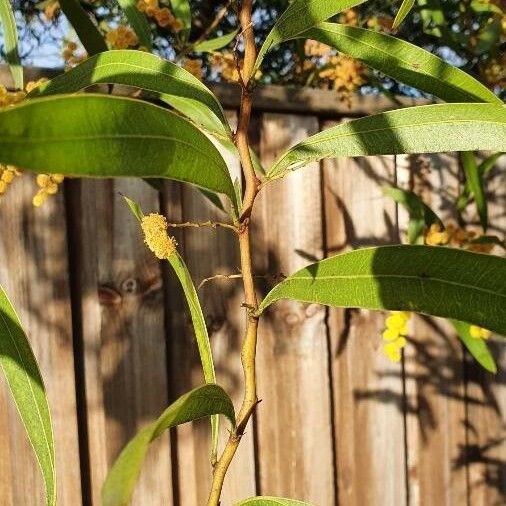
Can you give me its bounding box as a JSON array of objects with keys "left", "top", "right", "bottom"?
[
  {"left": 382, "top": 186, "right": 442, "bottom": 245},
  {"left": 392, "top": 0, "right": 415, "bottom": 29},
  {"left": 59, "top": 0, "right": 107, "bottom": 55},
  {"left": 194, "top": 29, "right": 239, "bottom": 53},
  {"left": 117, "top": 0, "right": 152, "bottom": 50},
  {"left": 268, "top": 104, "right": 506, "bottom": 178},
  {"left": 169, "top": 0, "right": 191, "bottom": 39},
  {"left": 258, "top": 245, "right": 506, "bottom": 336},
  {"left": 0, "top": 0, "right": 23, "bottom": 89},
  {"left": 27, "top": 50, "right": 231, "bottom": 137},
  {"left": 0, "top": 286, "right": 56, "bottom": 506},
  {"left": 300, "top": 23, "right": 501, "bottom": 104},
  {"left": 452, "top": 320, "right": 497, "bottom": 373},
  {"left": 254, "top": 0, "right": 368, "bottom": 73},
  {"left": 460, "top": 152, "right": 487, "bottom": 231},
  {"left": 235, "top": 497, "right": 313, "bottom": 506},
  {"left": 102, "top": 384, "right": 235, "bottom": 506},
  {"left": 0, "top": 94, "right": 237, "bottom": 205}
]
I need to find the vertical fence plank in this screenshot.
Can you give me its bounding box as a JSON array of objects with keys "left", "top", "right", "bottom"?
[
  {"left": 254, "top": 113, "right": 335, "bottom": 504},
  {"left": 71, "top": 179, "right": 172, "bottom": 505},
  {"left": 397, "top": 153, "right": 468, "bottom": 505},
  {"left": 0, "top": 176, "right": 82, "bottom": 505},
  {"left": 322, "top": 127, "right": 406, "bottom": 506}
]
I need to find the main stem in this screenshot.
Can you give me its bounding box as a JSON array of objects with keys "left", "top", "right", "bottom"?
[{"left": 207, "top": 1, "right": 259, "bottom": 505}]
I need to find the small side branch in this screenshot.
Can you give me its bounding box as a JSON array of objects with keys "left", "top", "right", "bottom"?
[{"left": 167, "top": 220, "right": 238, "bottom": 232}]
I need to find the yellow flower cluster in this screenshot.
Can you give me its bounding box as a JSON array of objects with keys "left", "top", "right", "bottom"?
[
  {"left": 470, "top": 325, "right": 492, "bottom": 340},
  {"left": 366, "top": 16, "right": 394, "bottom": 32},
  {"left": 425, "top": 222, "right": 496, "bottom": 254},
  {"left": 0, "top": 85, "right": 25, "bottom": 107},
  {"left": 44, "top": 0, "right": 60, "bottom": 20},
  {"left": 183, "top": 58, "right": 204, "bottom": 81},
  {"left": 32, "top": 174, "right": 65, "bottom": 207},
  {"left": 211, "top": 51, "right": 262, "bottom": 83},
  {"left": 304, "top": 40, "right": 331, "bottom": 58},
  {"left": 382, "top": 311, "right": 411, "bottom": 363},
  {"left": 141, "top": 213, "right": 177, "bottom": 259},
  {"left": 106, "top": 25, "right": 139, "bottom": 49},
  {"left": 424, "top": 223, "right": 449, "bottom": 246},
  {"left": 482, "top": 56, "right": 505, "bottom": 89},
  {"left": 0, "top": 165, "right": 21, "bottom": 196},
  {"left": 137, "top": 0, "right": 182, "bottom": 31},
  {"left": 62, "top": 41, "right": 87, "bottom": 70},
  {"left": 339, "top": 9, "right": 359, "bottom": 27},
  {"left": 318, "top": 55, "right": 365, "bottom": 105}
]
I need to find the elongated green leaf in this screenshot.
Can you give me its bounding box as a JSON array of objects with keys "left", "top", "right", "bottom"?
[
  {"left": 452, "top": 320, "right": 497, "bottom": 373},
  {"left": 258, "top": 246, "right": 506, "bottom": 336},
  {"left": 169, "top": 0, "right": 191, "bottom": 39},
  {"left": 300, "top": 23, "right": 501, "bottom": 104},
  {"left": 254, "top": 0, "right": 367, "bottom": 73},
  {"left": 235, "top": 498, "right": 312, "bottom": 506},
  {"left": 382, "top": 186, "right": 442, "bottom": 245},
  {"left": 461, "top": 152, "right": 488, "bottom": 231},
  {"left": 59, "top": 0, "right": 107, "bottom": 55},
  {"left": 268, "top": 104, "right": 506, "bottom": 178},
  {"left": 0, "top": 286, "right": 56, "bottom": 506},
  {"left": 470, "top": 0, "right": 503, "bottom": 14},
  {"left": 27, "top": 50, "right": 231, "bottom": 137},
  {"left": 0, "top": 94, "right": 237, "bottom": 204},
  {"left": 102, "top": 384, "right": 235, "bottom": 506},
  {"left": 117, "top": 0, "right": 152, "bottom": 50},
  {"left": 393, "top": 0, "right": 415, "bottom": 29},
  {"left": 0, "top": 0, "right": 23, "bottom": 89},
  {"left": 194, "top": 29, "right": 239, "bottom": 53}
]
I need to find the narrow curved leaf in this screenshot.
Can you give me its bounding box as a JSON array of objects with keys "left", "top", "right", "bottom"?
[
  {"left": 393, "top": 0, "right": 415, "bottom": 29},
  {"left": 461, "top": 152, "right": 487, "bottom": 231},
  {"left": 59, "top": 0, "right": 107, "bottom": 55},
  {"left": 268, "top": 104, "right": 506, "bottom": 178},
  {"left": 0, "top": 286, "right": 56, "bottom": 506},
  {"left": 0, "top": 94, "right": 237, "bottom": 204},
  {"left": 27, "top": 50, "right": 231, "bottom": 136},
  {"left": 0, "top": 0, "right": 23, "bottom": 89},
  {"left": 194, "top": 29, "right": 239, "bottom": 53},
  {"left": 300, "top": 23, "right": 501, "bottom": 104},
  {"left": 169, "top": 0, "right": 191, "bottom": 39},
  {"left": 117, "top": 0, "right": 152, "bottom": 50},
  {"left": 102, "top": 384, "right": 235, "bottom": 506},
  {"left": 254, "top": 0, "right": 367, "bottom": 73},
  {"left": 235, "top": 498, "right": 313, "bottom": 506},
  {"left": 258, "top": 246, "right": 506, "bottom": 336},
  {"left": 452, "top": 320, "right": 497, "bottom": 373}
]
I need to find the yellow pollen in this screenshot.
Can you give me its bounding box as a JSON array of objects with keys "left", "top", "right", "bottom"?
[{"left": 141, "top": 213, "right": 177, "bottom": 259}]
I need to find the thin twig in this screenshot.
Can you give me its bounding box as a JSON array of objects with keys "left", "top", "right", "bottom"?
[{"left": 167, "top": 220, "right": 238, "bottom": 232}]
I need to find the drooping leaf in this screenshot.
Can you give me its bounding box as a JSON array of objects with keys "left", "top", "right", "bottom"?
[
  {"left": 258, "top": 245, "right": 506, "bottom": 336},
  {"left": 0, "top": 286, "right": 56, "bottom": 506},
  {"left": 300, "top": 23, "right": 501, "bottom": 104},
  {"left": 117, "top": 0, "right": 152, "bottom": 50},
  {"left": 460, "top": 152, "right": 488, "bottom": 231},
  {"left": 392, "top": 0, "right": 415, "bottom": 29},
  {"left": 0, "top": 0, "right": 23, "bottom": 89},
  {"left": 27, "top": 50, "right": 231, "bottom": 137},
  {"left": 235, "top": 497, "right": 313, "bottom": 506},
  {"left": 59, "top": 0, "right": 107, "bottom": 55},
  {"left": 268, "top": 104, "right": 506, "bottom": 178},
  {"left": 102, "top": 384, "right": 235, "bottom": 506},
  {"left": 169, "top": 0, "right": 191, "bottom": 39},
  {"left": 194, "top": 29, "right": 239, "bottom": 53},
  {"left": 0, "top": 95, "right": 237, "bottom": 205},
  {"left": 254, "top": 0, "right": 368, "bottom": 73},
  {"left": 451, "top": 320, "right": 497, "bottom": 373},
  {"left": 382, "top": 186, "right": 442, "bottom": 245}
]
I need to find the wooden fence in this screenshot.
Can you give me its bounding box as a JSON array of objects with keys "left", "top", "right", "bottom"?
[{"left": 0, "top": 70, "right": 505, "bottom": 506}]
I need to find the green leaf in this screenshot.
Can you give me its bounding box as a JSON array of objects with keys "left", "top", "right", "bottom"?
[
  {"left": 474, "top": 18, "right": 501, "bottom": 55},
  {"left": 122, "top": 195, "right": 145, "bottom": 222},
  {"left": 27, "top": 50, "right": 231, "bottom": 137},
  {"left": 254, "top": 0, "right": 368, "bottom": 73},
  {"left": 452, "top": 320, "right": 497, "bottom": 373},
  {"left": 169, "top": 0, "right": 191, "bottom": 39},
  {"left": 300, "top": 23, "right": 501, "bottom": 104},
  {"left": 258, "top": 245, "right": 506, "bottom": 336},
  {"left": 268, "top": 104, "right": 506, "bottom": 178},
  {"left": 117, "top": 0, "right": 152, "bottom": 50},
  {"left": 194, "top": 29, "right": 239, "bottom": 53},
  {"left": 102, "top": 384, "right": 235, "bottom": 506},
  {"left": 470, "top": 0, "right": 503, "bottom": 14},
  {"left": 382, "top": 185, "right": 442, "bottom": 245},
  {"left": 0, "top": 0, "right": 23, "bottom": 89},
  {"left": 59, "top": 0, "right": 107, "bottom": 55},
  {"left": 392, "top": 0, "right": 415, "bottom": 29},
  {"left": 460, "top": 152, "right": 487, "bottom": 231},
  {"left": 235, "top": 498, "right": 313, "bottom": 506},
  {"left": 0, "top": 94, "right": 237, "bottom": 205},
  {"left": 0, "top": 286, "right": 56, "bottom": 506}
]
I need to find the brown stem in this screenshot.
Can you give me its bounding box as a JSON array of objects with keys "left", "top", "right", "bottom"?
[{"left": 207, "top": 1, "right": 259, "bottom": 504}]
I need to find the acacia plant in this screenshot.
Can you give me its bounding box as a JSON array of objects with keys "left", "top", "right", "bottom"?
[{"left": 0, "top": 0, "right": 505, "bottom": 505}]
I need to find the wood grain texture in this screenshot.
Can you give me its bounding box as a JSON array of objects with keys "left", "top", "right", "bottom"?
[
  {"left": 322, "top": 122, "right": 406, "bottom": 506},
  {"left": 0, "top": 175, "right": 82, "bottom": 505},
  {"left": 71, "top": 179, "right": 172, "bottom": 505},
  {"left": 254, "top": 114, "right": 335, "bottom": 504}
]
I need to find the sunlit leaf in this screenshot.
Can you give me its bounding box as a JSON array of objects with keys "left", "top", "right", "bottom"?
[
  {"left": 258, "top": 245, "right": 506, "bottom": 336},
  {"left": 0, "top": 286, "right": 56, "bottom": 506},
  {"left": 194, "top": 29, "right": 239, "bottom": 52},
  {"left": 392, "top": 0, "right": 415, "bottom": 29},
  {"left": 235, "top": 497, "right": 313, "bottom": 506},
  {"left": 460, "top": 152, "right": 487, "bottom": 231},
  {"left": 0, "top": 0, "right": 23, "bottom": 89}
]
